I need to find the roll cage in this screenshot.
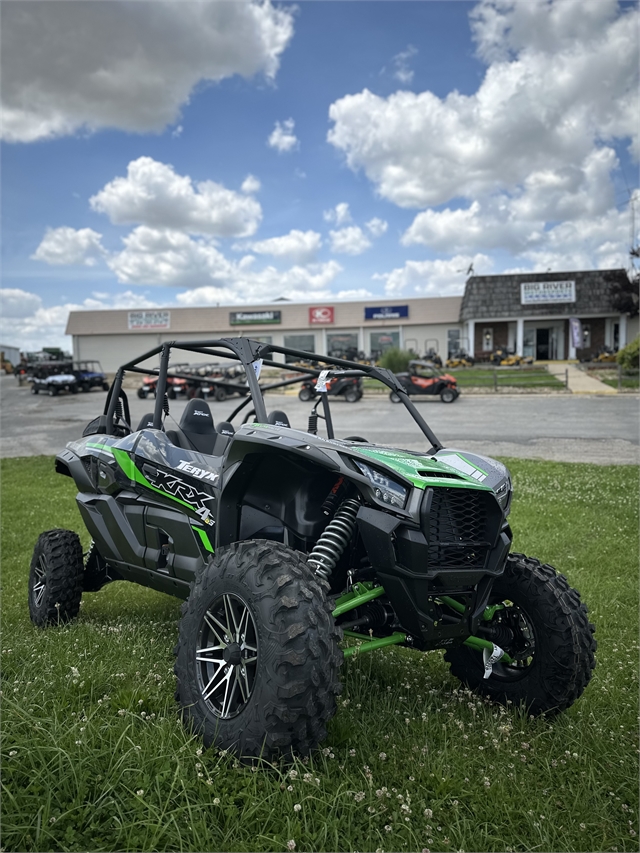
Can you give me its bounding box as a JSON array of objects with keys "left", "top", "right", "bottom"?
[{"left": 103, "top": 337, "right": 444, "bottom": 453}]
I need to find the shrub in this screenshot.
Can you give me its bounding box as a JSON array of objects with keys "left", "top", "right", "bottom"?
[
  {"left": 379, "top": 347, "right": 413, "bottom": 373},
  {"left": 616, "top": 336, "right": 639, "bottom": 370}
]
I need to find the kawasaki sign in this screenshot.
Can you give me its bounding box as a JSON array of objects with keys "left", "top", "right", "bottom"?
[{"left": 229, "top": 310, "right": 281, "bottom": 325}]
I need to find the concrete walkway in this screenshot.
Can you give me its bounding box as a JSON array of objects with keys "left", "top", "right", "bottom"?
[{"left": 542, "top": 360, "right": 617, "bottom": 395}]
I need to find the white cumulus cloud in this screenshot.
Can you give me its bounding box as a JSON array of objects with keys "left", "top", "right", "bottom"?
[
  {"left": 1, "top": 1, "right": 295, "bottom": 142},
  {"left": 90, "top": 157, "right": 262, "bottom": 238},
  {"left": 374, "top": 255, "right": 493, "bottom": 297},
  {"left": 328, "top": 1, "right": 638, "bottom": 207},
  {"left": 241, "top": 174, "right": 261, "bottom": 194},
  {"left": 323, "top": 203, "right": 352, "bottom": 225},
  {"left": 329, "top": 226, "right": 372, "bottom": 256},
  {"left": 31, "top": 227, "right": 106, "bottom": 266},
  {"left": 267, "top": 118, "right": 299, "bottom": 153},
  {"left": 365, "top": 218, "right": 388, "bottom": 238},
  {"left": 241, "top": 230, "right": 322, "bottom": 264}
]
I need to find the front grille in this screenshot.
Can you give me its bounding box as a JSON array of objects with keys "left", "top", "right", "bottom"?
[{"left": 427, "top": 487, "right": 490, "bottom": 571}]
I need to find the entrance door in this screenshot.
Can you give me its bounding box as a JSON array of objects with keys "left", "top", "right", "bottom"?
[{"left": 536, "top": 328, "right": 550, "bottom": 360}]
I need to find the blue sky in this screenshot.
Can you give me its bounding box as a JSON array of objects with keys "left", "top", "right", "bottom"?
[{"left": 1, "top": 0, "right": 638, "bottom": 351}]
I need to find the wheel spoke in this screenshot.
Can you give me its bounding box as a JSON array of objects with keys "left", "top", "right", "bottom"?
[
  {"left": 242, "top": 655, "right": 257, "bottom": 665},
  {"left": 219, "top": 667, "right": 235, "bottom": 717},
  {"left": 195, "top": 643, "right": 225, "bottom": 662},
  {"left": 201, "top": 661, "right": 228, "bottom": 701},
  {"left": 204, "top": 611, "right": 229, "bottom": 645},
  {"left": 223, "top": 595, "right": 241, "bottom": 638},
  {"left": 236, "top": 607, "right": 249, "bottom": 643}
]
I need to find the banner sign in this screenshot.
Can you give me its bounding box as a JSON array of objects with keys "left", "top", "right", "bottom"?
[
  {"left": 569, "top": 316, "right": 583, "bottom": 349},
  {"left": 229, "top": 310, "right": 281, "bottom": 325},
  {"left": 128, "top": 310, "right": 170, "bottom": 331},
  {"left": 309, "top": 306, "right": 334, "bottom": 325},
  {"left": 364, "top": 305, "right": 409, "bottom": 320},
  {"left": 520, "top": 280, "right": 576, "bottom": 305}
]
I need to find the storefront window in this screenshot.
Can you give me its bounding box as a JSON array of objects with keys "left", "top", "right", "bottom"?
[
  {"left": 284, "top": 334, "right": 315, "bottom": 363},
  {"left": 370, "top": 331, "right": 399, "bottom": 359},
  {"left": 327, "top": 332, "right": 358, "bottom": 359},
  {"left": 447, "top": 329, "right": 460, "bottom": 357},
  {"left": 523, "top": 329, "right": 535, "bottom": 359}
]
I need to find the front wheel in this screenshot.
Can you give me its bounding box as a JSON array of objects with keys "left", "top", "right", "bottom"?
[
  {"left": 48, "top": 386, "right": 58, "bottom": 397},
  {"left": 137, "top": 387, "right": 147, "bottom": 399},
  {"left": 214, "top": 387, "right": 226, "bottom": 402},
  {"left": 444, "top": 553, "right": 596, "bottom": 715},
  {"left": 389, "top": 391, "right": 401, "bottom": 404},
  {"left": 343, "top": 387, "right": 360, "bottom": 403},
  {"left": 174, "top": 540, "right": 343, "bottom": 760},
  {"left": 440, "top": 387, "right": 457, "bottom": 403},
  {"left": 298, "top": 386, "right": 313, "bottom": 402},
  {"left": 28, "top": 530, "right": 84, "bottom": 627}
]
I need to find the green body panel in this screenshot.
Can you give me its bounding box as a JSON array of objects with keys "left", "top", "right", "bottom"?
[{"left": 352, "top": 446, "right": 492, "bottom": 491}]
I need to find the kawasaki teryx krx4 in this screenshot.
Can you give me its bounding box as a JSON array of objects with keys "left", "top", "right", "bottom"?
[{"left": 29, "top": 338, "right": 596, "bottom": 761}]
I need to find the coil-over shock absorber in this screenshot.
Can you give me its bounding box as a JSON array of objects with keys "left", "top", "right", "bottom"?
[{"left": 307, "top": 497, "right": 360, "bottom": 581}]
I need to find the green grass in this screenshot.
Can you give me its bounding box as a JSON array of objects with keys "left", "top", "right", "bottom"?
[
  {"left": 2, "top": 457, "right": 638, "bottom": 852},
  {"left": 363, "top": 367, "right": 565, "bottom": 392}
]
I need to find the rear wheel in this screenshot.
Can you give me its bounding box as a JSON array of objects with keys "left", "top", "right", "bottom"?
[
  {"left": 28, "top": 530, "right": 84, "bottom": 627},
  {"left": 137, "top": 387, "right": 147, "bottom": 399},
  {"left": 389, "top": 391, "right": 401, "bottom": 403},
  {"left": 343, "top": 387, "right": 360, "bottom": 403},
  {"left": 440, "top": 387, "right": 457, "bottom": 403},
  {"left": 48, "top": 386, "right": 58, "bottom": 397},
  {"left": 298, "top": 386, "right": 313, "bottom": 402},
  {"left": 167, "top": 386, "right": 177, "bottom": 400},
  {"left": 214, "top": 387, "right": 226, "bottom": 402},
  {"left": 444, "top": 553, "right": 596, "bottom": 715},
  {"left": 175, "top": 540, "right": 343, "bottom": 760}
]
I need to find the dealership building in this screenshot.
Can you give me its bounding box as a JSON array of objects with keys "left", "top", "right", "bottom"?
[{"left": 66, "top": 268, "right": 637, "bottom": 372}]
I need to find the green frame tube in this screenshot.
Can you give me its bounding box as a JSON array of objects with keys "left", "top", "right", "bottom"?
[{"left": 333, "top": 584, "right": 513, "bottom": 663}]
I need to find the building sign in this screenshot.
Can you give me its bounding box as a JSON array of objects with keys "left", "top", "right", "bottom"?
[
  {"left": 520, "top": 281, "right": 576, "bottom": 305},
  {"left": 309, "top": 306, "right": 334, "bottom": 325},
  {"left": 128, "top": 310, "right": 170, "bottom": 331},
  {"left": 364, "top": 305, "right": 409, "bottom": 320},
  {"left": 229, "top": 310, "right": 281, "bottom": 325}
]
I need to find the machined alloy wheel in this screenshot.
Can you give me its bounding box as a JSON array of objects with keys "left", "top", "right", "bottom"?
[
  {"left": 175, "top": 540, "right": 343, "bottom": 760},
  {"left": 196, "top": 592, "right": 259, "bottom": 719},
  {"left": 28, "top": 529, "right": 84, "bottom": 627},
  {"left": 445, "top": 553, "right": 596, "bottom": 715}
]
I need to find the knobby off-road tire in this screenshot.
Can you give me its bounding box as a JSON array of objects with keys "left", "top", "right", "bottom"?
[
  {"left": 28, "top": 530, "right": 84, "bottom": 627},
  {"left": 445, "top": 553, "right": 596, "bottom": 715},
  {"left": 440, "top": 387, "right": 457, "bottom": 403},
  {"left": 174, "top": 540, "right": 343, "bottom": 761}
]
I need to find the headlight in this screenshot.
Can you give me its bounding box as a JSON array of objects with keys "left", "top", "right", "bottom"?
[
  {"left": 354, "top": 460, "right": 408, "bottom": 509},
  {"left": 495, "top": 477, "right": 512, "bottom": 514}
]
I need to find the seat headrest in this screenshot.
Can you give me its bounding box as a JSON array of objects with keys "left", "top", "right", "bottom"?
[
  {"left": 216, "top": 421, "right": 235, "bottom": 437},
  {"left": 179, "top": 399, "right": 214, "bottom": 434},
  {"left": 267, "top": 410, "right": 290, "bottom": 428},
  {"left": 136, "top": 412, "right": 157, "bottom": 431}
]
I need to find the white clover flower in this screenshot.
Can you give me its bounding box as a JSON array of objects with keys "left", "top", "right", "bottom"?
[
  {"left": 286, "top": 841, "right": 296, "bottom": 851},
  {"left": 354, "top": 791, "right": 365, "bottom": 802},
  {"left": 136, "top": 789, "right": 144, "bottom": 796},
  {"left": 293, "top": 803, "right": 301, "bottom": 813}
]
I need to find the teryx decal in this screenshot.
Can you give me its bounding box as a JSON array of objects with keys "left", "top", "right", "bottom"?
[
  {"left": 149, "top": 469, "right": 215, "bottom": 525},
  {"left": 176, "top": 460, "right": 218, "bottom": 482}
]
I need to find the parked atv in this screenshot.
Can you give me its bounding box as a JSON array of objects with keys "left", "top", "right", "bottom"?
[
  {"left": 73, "top": 360, "right": 110, "bottom": 392},
  {"left": 390, "top": 360, "right": 459, "bottom": 403},
  {"left": 298, "top": 373, "right": 363, "bottom": 403},
  {"left": 29, "top": 337, "right": 596, "bottom": 762},
  {"left": 31, "top": 373, "right": 78, "bottom": 396},
  {"left": 137, "top": 367, "right": 189, "bottom": 399}
]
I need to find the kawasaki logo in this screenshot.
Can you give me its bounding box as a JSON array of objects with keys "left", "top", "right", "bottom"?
[{"left": 176, "top": 460, "right": 218, "bottom": 482}]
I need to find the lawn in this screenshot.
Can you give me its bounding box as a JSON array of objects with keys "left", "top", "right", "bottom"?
[
  {"left": 1, "top": 457, "right": 638, "bottom": 853},
  {"left": 363, "top": 367, "right": 566, "bottom": 393}
]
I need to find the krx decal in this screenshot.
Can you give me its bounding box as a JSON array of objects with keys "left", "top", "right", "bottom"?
[{"left": 151, "top": 469, "right": 215, "bottom": 525}]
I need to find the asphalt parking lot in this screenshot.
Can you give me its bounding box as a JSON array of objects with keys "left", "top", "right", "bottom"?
[{"left": 1, "top": 375, "right": 638, "bottom": 464}]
